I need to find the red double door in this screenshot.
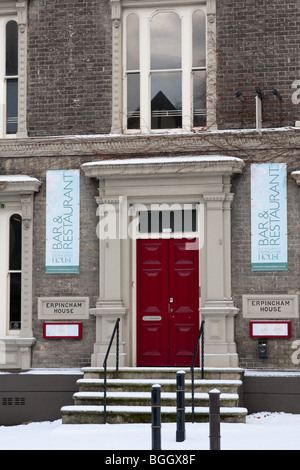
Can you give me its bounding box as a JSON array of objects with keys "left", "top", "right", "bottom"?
[{"left": 137, "top": 238, "right": 199, "bottom": 367}]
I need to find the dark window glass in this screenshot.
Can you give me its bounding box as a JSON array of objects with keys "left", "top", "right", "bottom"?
[
  {"left": 9, "top": 273, "right": 21, "bottom": 330},
  {"left": 6, "top": 79, "right": 18, "bottom": 134},
  {"left": 127, "top": 14, "right": 139, "bottom": 71},
  {"left": 139, "top": 210, "right": 197, "bottom": 234},
  {"left": 9, "top": 214, "right": 22, "bottom": 271},
  {"left": 150, "top": 12, "right": 182, "bottom": 129},
  {"left": 9, "top": 214, "right": 22, "bottom": 331},
  {"left": 193, "top": 70, "right": 206, "bottom": 127},
  {"left": 150, "top": 12, "right": 181, "bottom": 70},
  {"left": 192, "top": 10, "right": 206, "bottom": 68},
  {"left": 151, "top": 72, "right": 182, "bottom": 129},
  {"left": 126, "top": 14, "right": 140, "bottom": 130},
  {"left": 6, "top": 21, "right": 18, "bottom": 76},
  {"left": 192, "top": 10, "right": 206, "bottom": 127},
  {"left": 127, "top": 73, "right": 140, "bottom": 129}
]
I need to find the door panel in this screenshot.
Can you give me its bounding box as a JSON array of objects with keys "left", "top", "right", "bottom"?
[
  {"left": 137, "top": 238, "right": 199, "bottom": 366},
  {"left": 137, "top": 240, "right": 169, "bottom": 366},
  {"left": 169, "top": 239, "right": 199, "bottom": 366}
]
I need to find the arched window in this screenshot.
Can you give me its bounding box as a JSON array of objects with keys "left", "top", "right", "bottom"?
[
  {"left": 5, "top": 20, "right": 18, "bottom": 135},
  {"left": 9, "top": 214, "right": 22, "bottom": 330},
  {"left": 123, "top": 5, "right": 208, "bottom": 133}
]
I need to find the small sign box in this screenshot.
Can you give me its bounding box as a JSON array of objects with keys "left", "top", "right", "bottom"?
[
  {"left": 250, "top": 321, "right": 291, "bottom": 339},
  {"left": 43, "top": 322, "right": 82, "bottom": 339}
]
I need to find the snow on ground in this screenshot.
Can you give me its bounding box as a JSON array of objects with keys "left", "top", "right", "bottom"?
[{"left": 0, "top": 412, "right": 300, "bottom": 450}]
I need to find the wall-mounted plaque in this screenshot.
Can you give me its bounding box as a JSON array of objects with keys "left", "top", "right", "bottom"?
[
  {"left": 250, "top": 321, "right": 291, "bottom": 338},
  {"left": 38, "top": 297, "right": 89, "bottom": 320},
  {"left": 43, "top": 322, "right": 82, "bottom": 339},
  {"left": 243, "top": 295, "right": 298, "bottom": 319}
]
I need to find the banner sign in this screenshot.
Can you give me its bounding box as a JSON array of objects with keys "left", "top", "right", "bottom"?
[
  {"left": 46, "top": 170, "right": 80, "bottom": 274},
  {"left": 251, "top": 163, "right": 287, "bottom": 271}
]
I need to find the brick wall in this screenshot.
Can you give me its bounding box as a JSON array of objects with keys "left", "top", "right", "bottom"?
[
  {"left": 3, "top": 0, "right": 299, "bottom": 368},
  {"left": 1, "top": 154, "right": 100, "bottom": 368},
  {"left": 27, "top": 0, "right": 112, "bottom": 137},
  {"left": 26, "top": 0, "right": 300, "bottom": 135},
  {"left": 216, "top": 0, "right": 300, "bottom": 129},
  {"left": 231, "top": 158, "right": 300, "bottom": 369}
]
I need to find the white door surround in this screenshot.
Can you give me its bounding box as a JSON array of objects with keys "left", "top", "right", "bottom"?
[{"left": 82, "top": 155, "right": 245, "bottom": 368}]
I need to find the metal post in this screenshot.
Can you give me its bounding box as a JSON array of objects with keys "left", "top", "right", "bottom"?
[
  {"left": 191, "top": 367, "right": 195, "bottom": 423},
  {"left": 176, "top": 371, "right": 185, "bottom": 442},
  {"left": 209, "top": 389, "right": 221, "bottom": 450},
  {"left": 176, "top": 371, "right": 186, "bottom": 442},
  {"left": 151, "top": 384, "right": 161, "bottom": 450}
]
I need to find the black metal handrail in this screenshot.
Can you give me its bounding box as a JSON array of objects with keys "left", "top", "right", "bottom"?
[
  {"left": 190, "top": 320, "right": 205, "bottom": 423},
  {"left": 103, "top": 317, "right": 120, "bottom": 424}
]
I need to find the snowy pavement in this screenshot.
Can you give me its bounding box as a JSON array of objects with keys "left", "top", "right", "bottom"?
[{"left": 0, "top": 412, "right": 300, "bottom": 450}]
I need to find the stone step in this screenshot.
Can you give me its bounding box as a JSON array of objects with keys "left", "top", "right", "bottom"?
[
  {"left": 77, "top": 378, "right": 243, "bottom": 394},
  {"left": 81, "top": 367, "right": 244, "bottom": 381},
  {"left": 73, "top": 391, "right": 240, "bottom": 407},
  {"left": 61, "top": 367, "right": 247, "bottom": 425},
  {"left": 61, "top": 404, "right": 248, "bottom": 424}
]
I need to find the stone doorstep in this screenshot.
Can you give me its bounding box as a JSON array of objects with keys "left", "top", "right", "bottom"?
[
  {"left": 60, "top": 367, "right": 247, "bottom": 424},
  {"left": 73, "top": 391, "right": 240, "bottom": 407},
  {"left": 81, "top": 367, "right": 244, "bottom": 381},
  {"left": 61, "top": 405, "right": 248, "bottom": 424},
  {"left": 76, "top": 378, "right": 243, "bottom": 394}
]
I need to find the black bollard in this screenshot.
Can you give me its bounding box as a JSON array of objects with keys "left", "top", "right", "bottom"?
[
  {"left": 209, "top": 388, "right": 221, "bottom": 450},
  {"left": 151, "top": 384, "right": 161, "bottom": 450},
  {"left": 176, "top": 371, "right": 186, "bottom": 442}
]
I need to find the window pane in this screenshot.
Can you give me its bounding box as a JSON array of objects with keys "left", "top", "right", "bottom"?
[
  {"left": 193, "top": 10, "right": 206, "bottom": 68},
  {"left": 127, "top": 73, "right": 140, "bottom": 129},
  {"left": 9, "top": 214, "right": 22, "bottom": 271},
  {"left": 151, "top": 12, "right": 181, "bottom": 70},
  {"left": 139, "top": 210, "right": 197, "bottom": 233},
  {"left": 127, "top": 14, "right": 139, "bottom": 71},
  {"left": 6, "top": 20, "right": 18, "bottom": 76},
  {"left": 193, "top": 70, "right": 206, "bottom": 127},
  {"left": 6, "top": 79, "right": 18, "bottom": 134},
  {"left": 151, "top": 72, "right": 182, "bottom": 129},
  {"left": 9, "top": 273, "right": 21, "bottom": 330}
]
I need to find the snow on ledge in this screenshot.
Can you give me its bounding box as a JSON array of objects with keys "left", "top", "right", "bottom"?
[
  {"left": 0, "top": 175, "right": 40, "bottom": 183},
  {"left": 82, "top": 155, "right": 244, "bottom": 167},
  {"left": 0, "top": 368, "right": 83, "bottom": 375},
  {"left": 245, "top": 369, "right": 300, "bottom": 377}
]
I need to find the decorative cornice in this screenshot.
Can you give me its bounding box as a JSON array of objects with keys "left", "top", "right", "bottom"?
[
  {"left": 0, "top": 176, "right": 42, "bottom": 193},
  {"left": 0, "top": 128, "right": 299, "bottom": 159},
  {"left": 82, "top": 155, "right": 245, "bottom": 179},
  {"left": 291, "top": 171, "right": 300, "bottom": 185}
]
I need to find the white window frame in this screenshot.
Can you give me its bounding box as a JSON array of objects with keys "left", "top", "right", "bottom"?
[
  {"left": 0, "top": 1, "right": 28, "bottom": 139},
  {"left": 110, "top": 0, "right": 217, "bottom": 134},
  {"left": 0, "top": 175, "right": 41, "bottom": 370},
  {"left": 0, "top": 209, "right": 22, "bottom": 337}
]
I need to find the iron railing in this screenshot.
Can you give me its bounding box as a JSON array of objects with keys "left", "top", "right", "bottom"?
[
  {"left": 103, "top": 317, "right": 120, "bottom": 424},
  {"left": 190, "top": 320, "right": 205, "bottom": 423}
]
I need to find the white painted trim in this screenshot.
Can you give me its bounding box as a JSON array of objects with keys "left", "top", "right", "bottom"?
[
  {"left": 83, "top": 156, "right": 242, "bottom": 367},
  {"left": 0, "top": 1, "right": 28, "bottom": 139},
  {"left": 112, "top": 0, "right": 216, "bottom": 134},
  {"left": 0, "top": 175, "right": 41, "bottom": 369}
]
